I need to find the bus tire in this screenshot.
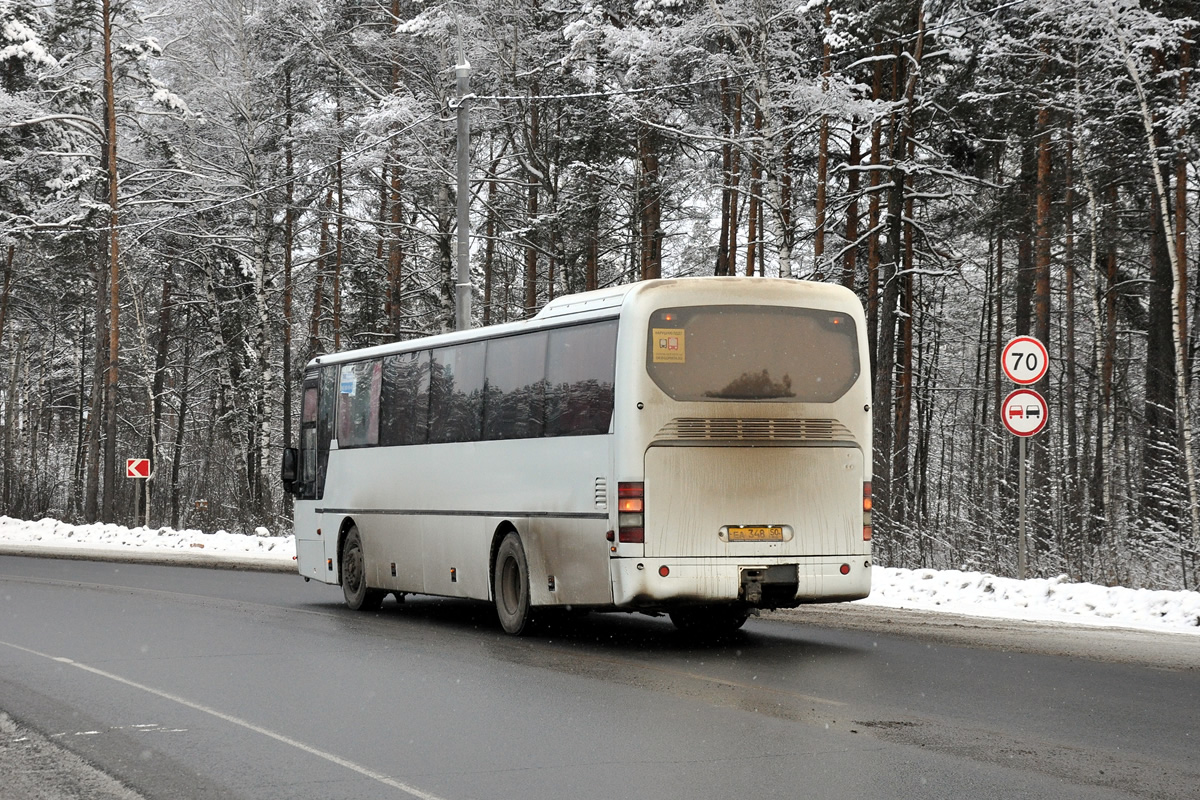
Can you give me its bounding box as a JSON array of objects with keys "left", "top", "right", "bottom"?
[
  {"left": 494, "top": 533, "right": 533, "bottom": 635},
  {"left": 341, "top": 525, "right": 384, "bottom": 611},
  {"left": 669, "top": 604, "right": 749, "bottom": 634}
]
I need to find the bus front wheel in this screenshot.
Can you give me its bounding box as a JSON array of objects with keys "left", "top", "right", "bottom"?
[
  {"left": 494, "top": 533, "right": 533, "bottom": 635},
  {"left": 341, "top": 525, "right": 385, "bottom": 611}
]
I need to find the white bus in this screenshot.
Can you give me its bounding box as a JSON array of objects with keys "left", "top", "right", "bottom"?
[{"left": 282, "top": 277, "right": 872, "bottom": 634}]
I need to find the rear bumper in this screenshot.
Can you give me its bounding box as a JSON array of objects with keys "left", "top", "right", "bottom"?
[{"left": 610, "top": 555, "right": 871, "bottom": 609}]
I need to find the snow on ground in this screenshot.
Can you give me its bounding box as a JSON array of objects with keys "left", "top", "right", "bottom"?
[{"left": 2, "top": 515, "right": 1198, "bottom": 635}]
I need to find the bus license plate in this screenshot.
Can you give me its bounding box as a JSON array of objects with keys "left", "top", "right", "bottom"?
[{"left": 727, "top": 526, "right": 784, "bottom": 542}]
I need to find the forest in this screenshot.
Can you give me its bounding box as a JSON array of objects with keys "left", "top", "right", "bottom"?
[{"left": 1, "top": 0, "right": 1197, "bottom": 590}]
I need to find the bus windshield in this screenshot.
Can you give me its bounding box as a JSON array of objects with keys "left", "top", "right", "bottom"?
[{"left": 645, "top": 304, "right": 859, "bottom": 403}]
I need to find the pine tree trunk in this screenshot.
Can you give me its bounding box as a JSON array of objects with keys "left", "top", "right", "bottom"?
[
  {"left": 716, "top": 79, "right": 732, "bottom": 277},
  {"left": 727, "top": 90, "right": 743, "bottom": 277},
  {"left": 85, "top": 246, "right": 105, "bottom": 523},
  {"left": 483, "top": 153, "right": 501, "bottom": 324},
  {"left": 101, "top": 0, "right": 121, "bottom": 523},
  {"left": 814, "top": 3, "right": 832, "bottom": 280},
  {"left": 638, "top": 121, "right": 663, "bottom": 281},
  {"left": 282, "top": 70, "right": 295, "bottom": 463},
  {"left": 893, "top": 138, "right": 917, "bottom": 529},
  {"left": 387, "top": 165, "right": 405, "bottom": 338},
  {"left": 1033, "top": 99, "right": 1054, "bottom": 556},
  {"left": 843, "top": 132, "right": 861, "bottom": 289},
  {"left": 866, "top": 38, "right": 884, "bottom": 378},
  {"left": 310, "top": 212, "right": 326, "bottom": 360},
  {"left": 1063, "top": 133, "right": 1081, "bottom": 575},
  {"left": 0, "top": 245, "right": 12, "bottom": 351},
  {"left": 146, "top": 275, "right": 172, "bottom": 526},
  {"left": 746, "top": 107, "right": 763, "bottom": 276},
  {"left": 524, "top": 97, "right": 541, "bottom": 313},
  {"left": 333, "top": 94, "right": 344, "bottom": 351},
  {"left": 169, "top": 311, "right": 191, "bottom": 529}
]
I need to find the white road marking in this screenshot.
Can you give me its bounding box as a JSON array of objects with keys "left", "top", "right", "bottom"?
[{"left": 1, "top": 639, "right": 451, "bottom": 800}]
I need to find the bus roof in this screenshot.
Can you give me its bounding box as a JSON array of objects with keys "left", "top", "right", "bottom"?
[{"left": 305, "top": 276, "right": 854, "bottom": 370}]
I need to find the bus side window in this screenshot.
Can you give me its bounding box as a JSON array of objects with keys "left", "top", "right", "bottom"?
[
  {"left": 484, "top": 332, "right": 547, "bottom": 440},
  {"left": 300, "top": 384, "right": 318, "bottom": 489},
  {"left": 337, "top": 360, "right": 382, "bottom": 448},
  {"left": 316, "top": 366, "right": 337, "bottom": 499},
  {"left": 429, "top": 342, "right": 485, "bottom": 443},
  {"left": 546, "top": 320, "right": 617, "bottom": 436},
  {"left": 381, "top": 351, "right": 430, "bottom": 446}
]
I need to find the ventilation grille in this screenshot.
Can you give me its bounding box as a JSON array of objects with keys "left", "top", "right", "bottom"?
[
  {"left": 594, "top": 477, "right": 608, "bottom": 511},
  {"left": 655, "top": 417, "right": 854, "bottom": 443}
]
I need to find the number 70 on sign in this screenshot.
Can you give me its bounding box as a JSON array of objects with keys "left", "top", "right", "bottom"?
[{"left": 1001, "top": 336, "right": 1048, "bottom": 385}]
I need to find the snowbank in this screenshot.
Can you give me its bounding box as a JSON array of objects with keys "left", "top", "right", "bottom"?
[{"left": 0, "top": 515, "right": 293, "bottom": 571}]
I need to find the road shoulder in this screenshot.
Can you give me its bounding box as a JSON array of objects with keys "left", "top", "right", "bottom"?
[{"left": 769, "top": 603, "right": 1200, "bottom": 671}]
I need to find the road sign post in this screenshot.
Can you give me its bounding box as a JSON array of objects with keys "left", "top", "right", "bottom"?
[
  {"left": 1001, "top": 336, "right": 1049, "bottom": 580},
  {"left": 126, "top": 458, "right": 151, "bottom": 528}
]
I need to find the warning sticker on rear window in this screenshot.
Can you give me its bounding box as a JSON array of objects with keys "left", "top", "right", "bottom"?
[{"left": 652, "top": 328, "right": 686, "bottom": 363}]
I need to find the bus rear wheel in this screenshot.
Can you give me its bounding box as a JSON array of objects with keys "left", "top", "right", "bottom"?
[
  {"left": 494, "top": 533, "right": 533, "bottom": 635},
  {"left": 341, "top": 525, "right": 385, "bottom": 611},
  {"left": 669, "top": 604, "right": 749, "bottom": 635}
]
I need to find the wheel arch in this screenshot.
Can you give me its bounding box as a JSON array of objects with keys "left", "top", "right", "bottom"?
[
  {"left": 334, "top": 516, "right": 358, "bottom": 585},
  {"left": 488, "top": 521, "right": 519, "bottom": 600}
]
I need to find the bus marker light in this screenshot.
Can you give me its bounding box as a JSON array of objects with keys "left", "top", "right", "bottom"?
[
  {"left": 840, "top": 564, "right": 851, "bottom": 575},
  {"left": 606, "top": 530, "right": 615, "bottom": 542},
  {"left": 450, "top": 567, "right": 457, "bottom": 583},
  {"left": 659, "top": 565, "right": 670, "bottom": 577},
  {"left": 327, "top": 558, "right": 333, "bottom": 571}
]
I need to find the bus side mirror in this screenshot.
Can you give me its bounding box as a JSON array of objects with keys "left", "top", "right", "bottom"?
[{"left": 281, "top": 447, "right": 299, "bottom": 491}]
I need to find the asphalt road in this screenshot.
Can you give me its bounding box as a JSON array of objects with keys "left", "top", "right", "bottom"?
[{"left": 1, "top": 555, "right": 1197, "bottom": 800}]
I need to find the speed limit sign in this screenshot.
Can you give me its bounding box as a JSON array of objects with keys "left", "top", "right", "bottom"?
[{"left": 1001, "top": 336, "right": 1048, "bottom": 385}]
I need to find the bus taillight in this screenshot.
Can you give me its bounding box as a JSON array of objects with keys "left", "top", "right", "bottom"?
[
  {"left": 863, "top": 482, "right": 873, "bottom": 541},
  {"left": 618, "top": 482, "right": 645, "bottom": 543}
]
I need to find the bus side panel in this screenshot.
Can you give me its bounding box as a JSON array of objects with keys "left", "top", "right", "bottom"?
[
  {"left": 519, "top": 518, "right": 614, "bottom": 607},
  {"left": 319, "top": 435, "right": 613, "bottom": 605},
  {"left": 365, "top": 515, "right": 424, "bottom": 593},
  {"left": 294, "top": 502, "right": 331, "bottom": 583},
  {"left": 422, "top": 516, "right": 490, "bottom": 599}
]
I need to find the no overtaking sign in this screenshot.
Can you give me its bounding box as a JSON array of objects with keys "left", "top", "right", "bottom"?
[{"left": 1002, "top": 388, "right": 1048, "bottom": 438}]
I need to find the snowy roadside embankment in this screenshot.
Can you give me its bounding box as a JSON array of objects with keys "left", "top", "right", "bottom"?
[
  {"left": 865, "top": 566, "right": 1200, "bottom": 636},
  {"left": 0, "top": 515, "right": 294, "bottom": 572},
  {"left": 1, "top": 515, "right": 1198, "bottom": 635}
]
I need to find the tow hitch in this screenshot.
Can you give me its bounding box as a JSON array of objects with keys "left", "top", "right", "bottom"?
[{"left": 740, "top": 564, "right": 800, "bottom": 608}]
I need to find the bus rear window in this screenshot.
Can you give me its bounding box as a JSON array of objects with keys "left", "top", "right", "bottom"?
[{"left": 646, "top": 305, "right": 859, "bottom": 403}]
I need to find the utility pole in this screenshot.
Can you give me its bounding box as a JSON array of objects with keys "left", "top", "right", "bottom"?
[{"left": 454, "top": 44, "right": 472, "bottom": 331}]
